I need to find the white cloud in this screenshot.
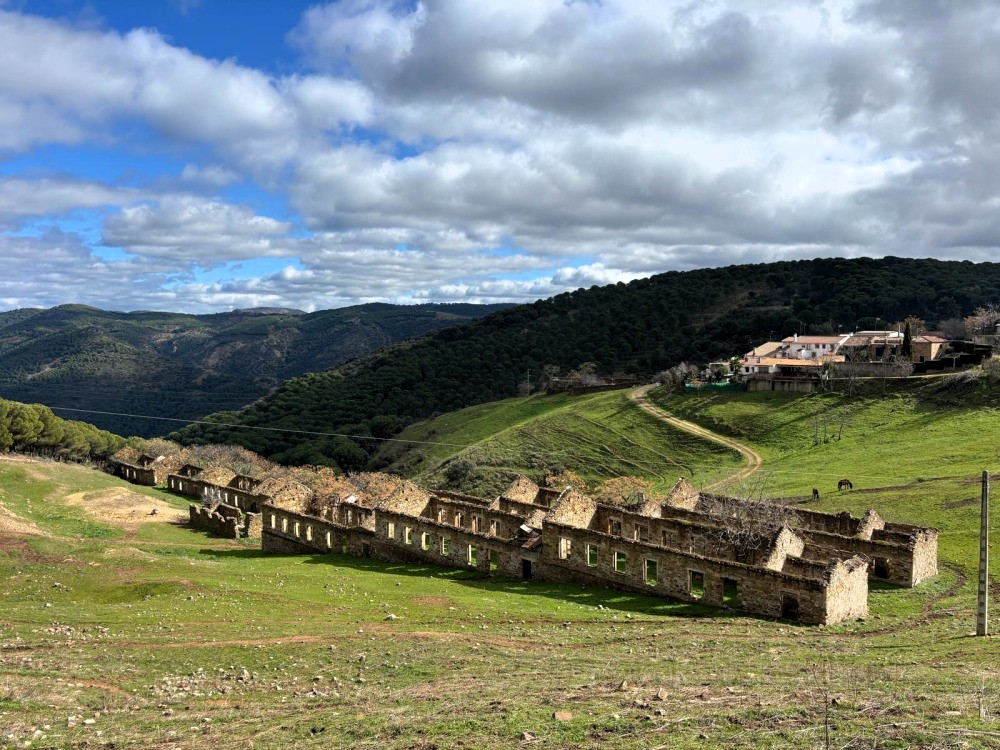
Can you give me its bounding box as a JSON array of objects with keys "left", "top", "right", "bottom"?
[
  {"left": 102, "top": 196, "right": 294, "bottom": 265},
  {"left": 3, "top": 1, "right": 1000, "bottom": 312},
  {"left": 0, "top": 178, "right": 145, "bottom": 229}
]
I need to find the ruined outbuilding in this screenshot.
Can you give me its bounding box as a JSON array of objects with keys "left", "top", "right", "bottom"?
[
  {"left": 258, "top": 474, "right": 937, "bottom": 625},
  {"left": 114, "top": 452, "right": 937, "bottom": 624}
]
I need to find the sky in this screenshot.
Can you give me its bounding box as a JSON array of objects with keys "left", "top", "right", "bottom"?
[{"left": 1, "top": 0, "right": 998, "bottom": 313}]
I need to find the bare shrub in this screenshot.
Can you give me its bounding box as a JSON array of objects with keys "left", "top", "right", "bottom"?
[{"left": 696, "top": 474, "right": 798, "bottom": 554}]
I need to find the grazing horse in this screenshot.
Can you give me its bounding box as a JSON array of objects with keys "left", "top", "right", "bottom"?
[
  {"left": 811, "top": 488, "right": 820, "bottom": 501},
  {"left": 837, "top": 479, "right": 853, "bottom": 491}
]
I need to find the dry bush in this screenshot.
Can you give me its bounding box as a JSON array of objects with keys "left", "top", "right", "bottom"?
[{"left": 594, "top": 476, "right": 654, "bottom": 508}]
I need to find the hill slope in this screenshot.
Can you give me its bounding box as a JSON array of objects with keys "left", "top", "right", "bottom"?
[
  {"left": 172, "top": 256, "right": 1000, "bottom": 468},
  {"left": 372, "top": 389, "right": 745, "bottom": 496},
  {"left": 0, "top": 302, "right": 509, "bottom": 436}
]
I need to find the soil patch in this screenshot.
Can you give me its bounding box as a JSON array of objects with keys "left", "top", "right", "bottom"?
[
  {"left": 0, "top": 501, "right": 49, "bottom": 538},
  {"left": 64, "top": 487, "right": 186, "bottom": 529}
]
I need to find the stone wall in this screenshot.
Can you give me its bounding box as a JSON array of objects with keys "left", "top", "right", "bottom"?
[
  {"left": 189, "top": 505, "right": 240, "bottom": 539},
  {"left": 112, "top": 462, "right": 156, "bottom": 486},
  {"left": 538, "top": 519, "right": 853, "bottom": 624},
  {"left": 261, "top": 503, "right": 868, "bottom": 624},
  {"left": 422, "top": 497, "right": 523, "bottom": 540}
]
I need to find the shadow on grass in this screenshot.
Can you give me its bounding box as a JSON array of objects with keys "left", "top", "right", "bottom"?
[{"left": 201, "top": 547, "right": 766, "bottom": 622}]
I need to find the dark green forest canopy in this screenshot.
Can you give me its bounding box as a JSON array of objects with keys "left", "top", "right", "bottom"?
[
  {"left": 0, "top": 398, "right": 124, "bottom": 460},
  {"left": 168, "top": 256, "right": 1000, "bottom": 470}
]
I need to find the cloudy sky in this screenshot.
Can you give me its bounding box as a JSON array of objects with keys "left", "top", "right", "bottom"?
[{"left": 0, "top": 0, "right": 997, "bottom": 312}]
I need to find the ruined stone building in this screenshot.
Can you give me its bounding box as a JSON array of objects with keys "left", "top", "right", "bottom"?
[
  {"left": 110, "top": 447, "right": 938, "bottom": 625},
  {"left": 258, "top": 475, "right": 937, "bottom": 625}
]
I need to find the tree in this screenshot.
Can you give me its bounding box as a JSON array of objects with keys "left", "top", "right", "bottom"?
[
  {"left": 964, "top": 304, "right": 1000, "bottom": 336},
  {"left": 901, "top": 321, "right": 913, "bottom": 359},
  {"left": 696, "top": 473, "right": 798, "bottom": 556},
  {"left": 566, "top": 362, "right": 600, "bottom": 387},
  {"left": 939, "top": 317, "right": 967, "bottom": 340}
]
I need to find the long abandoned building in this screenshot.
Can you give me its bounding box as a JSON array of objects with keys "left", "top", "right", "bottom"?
[{"left": 121, "top": 446, "right": 938, "bottom": 625}]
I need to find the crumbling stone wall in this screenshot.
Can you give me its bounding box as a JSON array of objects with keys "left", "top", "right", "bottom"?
[
  {"left": 422, "top": 497, "right": 523, "bottom": 540},
  {"left": 545, "top": 489, "right": 596, "bottom": 527},
  {"left": 189, "top": 505, "right": 240, "bottom": 539},
  {"left": 538, "top": 519, "right": 848, "bottom": 624},
  {"left": 664, "top": 477, "right": 700, "bottom": 510},
  {"left": 114, "top": 462, "right": 156, "bottom": 486},
  {"left": 823, "top": 557, "right": 870, "bottom": 623}
]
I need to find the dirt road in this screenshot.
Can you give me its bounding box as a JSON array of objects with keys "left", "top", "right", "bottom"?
[{"left": 629, "top": 385, "right": 763, "bottom": 491}]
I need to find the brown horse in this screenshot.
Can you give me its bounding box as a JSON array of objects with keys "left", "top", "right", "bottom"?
[{"left": 837, "top": 479, "right": 853, "bottom": 491}]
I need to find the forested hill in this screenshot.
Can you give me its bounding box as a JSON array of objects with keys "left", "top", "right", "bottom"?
[
  {"left": 169, "top": 256, "right": 1000, "bottom": 469},
  {"left": 0, "top": 302, "right": 510, "bottom": 437}
]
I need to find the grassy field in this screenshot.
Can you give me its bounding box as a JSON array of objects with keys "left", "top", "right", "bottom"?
[
  {"left": 373, "top": 390, "right": 745, "bottom": 495},
  {"left": 0, "top": 460, "right": 997, "bottom": 749},
  {"left": 2, "top": 376, "right": 1000, "bottom": 748},
  {"left": 648, "top": 376, "right": 1000, "bottom": 498}
]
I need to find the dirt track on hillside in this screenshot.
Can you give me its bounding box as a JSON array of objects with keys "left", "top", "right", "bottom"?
[{"left": 629, "top": 385, "right": 763, "bottom": 491}]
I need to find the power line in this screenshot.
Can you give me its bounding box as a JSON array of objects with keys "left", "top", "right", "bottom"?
[{"left": 47, "top": 406, "right": 473, "bottom": 449}]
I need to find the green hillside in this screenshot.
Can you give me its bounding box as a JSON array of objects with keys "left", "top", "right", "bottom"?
[
  {"left": 0, "top": 302, "right": 508, "bottom": 436},
  {"left": 2, "top": 377, "right": 999, "bottom": 747},
  {"left": 173, "top": 256, "right": 1000, "bottom": 469},
  {"left": 648, "top": 375, "right": 1000, "bottom": 497},
  {"left": 373, "top": 389, "right": 745, "bottom": 496}
]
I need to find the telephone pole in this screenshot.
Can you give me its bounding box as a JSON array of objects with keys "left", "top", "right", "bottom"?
[{"left": 977, "top": 470, "right": 989, "bottom": 637}]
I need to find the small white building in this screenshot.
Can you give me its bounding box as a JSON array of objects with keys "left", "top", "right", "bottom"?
[{"left": 781, "top": 334, "right": 851, "bottom": 360}]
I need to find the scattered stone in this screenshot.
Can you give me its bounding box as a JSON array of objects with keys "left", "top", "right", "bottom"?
[
  {"left": 552, "top": 711, "right": 573, "bottom": 722},
  {"left": 618, "top": 680, "right": 629, "bottom": 691},
  {"left": 384, "top": 614, "right": 399, "bottom": 621},
  {"left": 520, "top": 731, "right": 536, "bottom": 741}
]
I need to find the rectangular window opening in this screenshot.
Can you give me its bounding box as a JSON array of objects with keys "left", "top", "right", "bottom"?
[
  {"left": 873, "top": 557, "right": 890, "bottom": 580},
  {"left": 645, "top": 559, "right": 658, "bottom": 586},
  {"left": 609, "top": 519, "right": 622, "bottom": 536},
  {"left": 614, "top": 551, "right": 627, "bottom": 574},
  {"left": 558, "top": 537, "right": 573, "bottom": 560},
  {"left": 723, "top": 578, "right": 738, "bottom": 607},
  {"left": 636, "top": 524, "right": 650, "bottom": 543},
  {"left": 387, "top": 522, "right": 395, "bottom": 540},
  {"left": 404, "top": 526, "right": 413, "bottom": 545},
  {"left": 586, "top": 544, "right": 599, "bottom": 567},
  {"left": 781, "top": 594, "right": 800, "bottom": 621},
  {"left": 489, "top": 549, "right": 498, "bottom": 572},
  {"left": 468, "top": 545, "right": 477, "bottom": 566},
  {"left": 689, "top": 570, "right": 705, "bottom": 598}
]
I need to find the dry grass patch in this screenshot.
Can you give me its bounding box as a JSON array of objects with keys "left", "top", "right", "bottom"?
[{"left": 64, "top": 487, "right": 186, "bottom": 528}]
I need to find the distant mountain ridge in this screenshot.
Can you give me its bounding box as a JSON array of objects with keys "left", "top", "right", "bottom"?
[{"left": 0, "top": 302, "right": 512, "bottom": 436}]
